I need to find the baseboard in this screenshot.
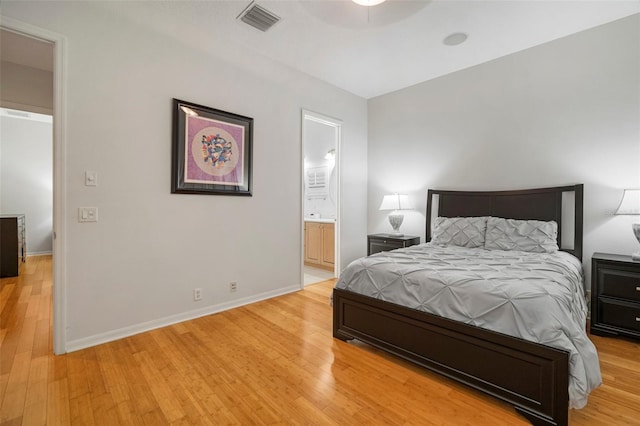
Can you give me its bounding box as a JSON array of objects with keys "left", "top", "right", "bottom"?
[
  {"left": 304, "top": 261, "right": 334, "bottom": 272},
  {"left": 27, "top": 251, "right": 53, "bottom": 257},
  {"left": 65, "top": 284, "right": 301, "bottom": 353}
]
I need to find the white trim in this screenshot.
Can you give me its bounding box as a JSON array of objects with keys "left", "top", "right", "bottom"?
[
  {"left": 1, "top": 17, "right": 68, "bottom": 354},
  {"left": 301, "top": 109, "right": 342, "bottom": 288},
  {"left": 27, "top": 251, "right": 53, "bottom": 257},
  {"left": 0, "top": 107, "right": 52, "bottom": 123},
  {"left": 66, "top": 285, "right": 301, "bottom": 353},
  {"left": 0, "top": 101, "right": 53, "bottom": 116}
]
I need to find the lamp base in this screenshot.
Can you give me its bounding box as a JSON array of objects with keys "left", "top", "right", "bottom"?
[
  {"left": 388, "top": 214, "right": 404, "bottom": 236},
  {"left": 632, "top": 224, "right": 640, "bottom": 261}
]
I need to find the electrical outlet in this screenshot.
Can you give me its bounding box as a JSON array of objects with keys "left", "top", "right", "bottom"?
[
  {"left": 193, "top": 288, "right": 202, "bottom": 301},
  {"left": 230, "top": 282, "right": 237, "bottom": 292}
]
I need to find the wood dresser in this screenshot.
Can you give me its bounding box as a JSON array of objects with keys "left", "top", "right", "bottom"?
[{"left": 1, "top": 214, "right": 26, "bottom": 277}]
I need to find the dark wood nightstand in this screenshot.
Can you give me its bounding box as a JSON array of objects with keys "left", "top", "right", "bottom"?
[
  {"left": 590, "top": 252, "right": 640, "bottom": 341},
  {"left": 368, "top": 234, "right": 420, "bottom": 256}
]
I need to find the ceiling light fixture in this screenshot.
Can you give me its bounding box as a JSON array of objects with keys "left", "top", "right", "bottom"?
[
  {"left": 324, "top": 149, "right": 336, "bottom": 160},
  {"left": 352, "top": 0, "right": 386, "bottom": 6},
  {"left": 443, "top": 32, "right": 468, "bottom": 46}
]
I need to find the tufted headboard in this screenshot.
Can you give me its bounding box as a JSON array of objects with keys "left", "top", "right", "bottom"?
[{"left": 426, "top": 184, "right": 584, "bottom": 260}]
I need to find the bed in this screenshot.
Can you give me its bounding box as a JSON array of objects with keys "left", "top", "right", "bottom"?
[{"left": 332, "top": 185, "right": 600, "bottom": 426}]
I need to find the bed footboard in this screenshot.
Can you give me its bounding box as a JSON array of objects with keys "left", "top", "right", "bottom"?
[{"left": 333, "top": 288, "right": 569, "bottom": 426}]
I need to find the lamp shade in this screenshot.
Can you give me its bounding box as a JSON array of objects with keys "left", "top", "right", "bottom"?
[
  {"left": 379, "top": 194, "right": 412, "bottom": 211},
  {"left": 615, "top": 189, "right": 640, "bottom": 215}
]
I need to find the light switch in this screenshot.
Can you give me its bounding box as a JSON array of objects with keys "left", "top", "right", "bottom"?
[
  {"left": 85, "top": 171, "right": 98, "bottom": 186},
  {"left": 78, "top": 207, "right": 98, "bottom": 222}
]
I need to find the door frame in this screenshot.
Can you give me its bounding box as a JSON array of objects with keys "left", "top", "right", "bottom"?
[
  {"left": 301, "top": 109, "right": 342, "bottom": 287},
  {"left": 2, "top": 17, "right": 68, "bottom": 354}
]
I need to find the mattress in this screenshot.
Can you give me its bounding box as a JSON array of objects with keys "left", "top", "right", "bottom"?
[{"left": 334, "top": 243, "right": 602, "bottom": 409}]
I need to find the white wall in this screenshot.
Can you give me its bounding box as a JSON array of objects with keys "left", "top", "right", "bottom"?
[
  {"left": 368, "top": 14, "right": 640, "bottom": 291},
  {"left": 2, "top": 2, "right": 367, "bottom": 350},
  {"left": 0, "top": 110, "right": 53, "bottom": 254}
]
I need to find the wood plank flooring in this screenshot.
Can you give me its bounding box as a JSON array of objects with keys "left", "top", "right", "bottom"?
[{"left": 1, "top": 255, "right": 639, "bottom": 425}]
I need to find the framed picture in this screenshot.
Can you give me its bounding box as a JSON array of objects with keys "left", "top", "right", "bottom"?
[{"left": 171, "top": 99, "right": 253, "bottom": 196}]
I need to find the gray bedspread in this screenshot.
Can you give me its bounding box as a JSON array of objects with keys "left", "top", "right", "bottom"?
[{"left": 335, "top": 243, "right": 601, "bottom": 409}]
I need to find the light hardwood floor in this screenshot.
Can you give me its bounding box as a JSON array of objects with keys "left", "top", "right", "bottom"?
[{"left": 1, "top": 255, "right": 639, "bottom": 425}]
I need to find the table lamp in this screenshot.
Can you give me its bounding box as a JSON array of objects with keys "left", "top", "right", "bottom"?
[
  {"left": 615, "top": 188, "right": 640, "bottom": 261},
  {"left": 379, "top": 193, "right": 412, "bottom": 236}
]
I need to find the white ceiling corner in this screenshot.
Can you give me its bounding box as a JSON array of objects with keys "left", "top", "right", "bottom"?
[{"left": 6, "top": 1, "right": 640, "bottom": 99}]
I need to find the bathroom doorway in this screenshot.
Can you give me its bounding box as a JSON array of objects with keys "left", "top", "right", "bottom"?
[{"left": 301, "top": 110, "right": 341, "bottom": 286}]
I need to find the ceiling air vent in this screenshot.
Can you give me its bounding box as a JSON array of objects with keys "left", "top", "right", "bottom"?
[{"left": 237, "top": 1, "right": 280, "bottom": 32}]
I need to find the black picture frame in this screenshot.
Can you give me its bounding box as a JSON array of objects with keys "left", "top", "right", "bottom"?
[{"left": 171, "top": 99, "right": 253, "bottom": 196}]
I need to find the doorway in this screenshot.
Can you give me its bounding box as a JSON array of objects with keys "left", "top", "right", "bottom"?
[
  {"left": 301, "top": 110, "right": 341, "bottom": 286},
  {"left": 1, "top": 19, "right": 67, "bottom": 354}
]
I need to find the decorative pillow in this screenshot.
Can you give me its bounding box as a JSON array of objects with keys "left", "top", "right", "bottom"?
[
  {"left": 484, "top": 217, "right": 559, "bottom": 253},
  {"left": 431, "top": 216, "right": 488, "bottom": 248}
]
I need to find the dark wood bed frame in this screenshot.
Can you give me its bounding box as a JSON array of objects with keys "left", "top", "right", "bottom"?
[{"left": 333, "top": 184, "right": 584, "bottom": 426}]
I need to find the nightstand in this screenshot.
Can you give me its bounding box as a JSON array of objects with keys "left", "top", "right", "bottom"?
[
  {"left": 368, "top": 234, "right": 420, "bottom": 256},
  {"left": 590, "top": 253, "right": 640, "bottom": 341}
]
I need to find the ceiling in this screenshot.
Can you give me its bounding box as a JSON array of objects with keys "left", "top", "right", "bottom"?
[
  {"left": 4, "top": 1, "right": 639, "bottom": 99},
  {"left": 0, "top": 29, "right": 54, "bottom": 72}
]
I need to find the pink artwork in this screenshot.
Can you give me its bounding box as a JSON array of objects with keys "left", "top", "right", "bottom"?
[
  {"left": 172, "top": 99, "right": 253, "bottom": 196},
  {"left": 184, "top": 115, "right": 244, "bottom": 185}
]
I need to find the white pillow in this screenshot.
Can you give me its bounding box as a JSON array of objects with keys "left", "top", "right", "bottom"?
[
  {"left": 484, "top": 217, "right": 558, "bottom": 253},
  {"left": 431, "top": 216, "right": 488, "bottom": 248}
]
